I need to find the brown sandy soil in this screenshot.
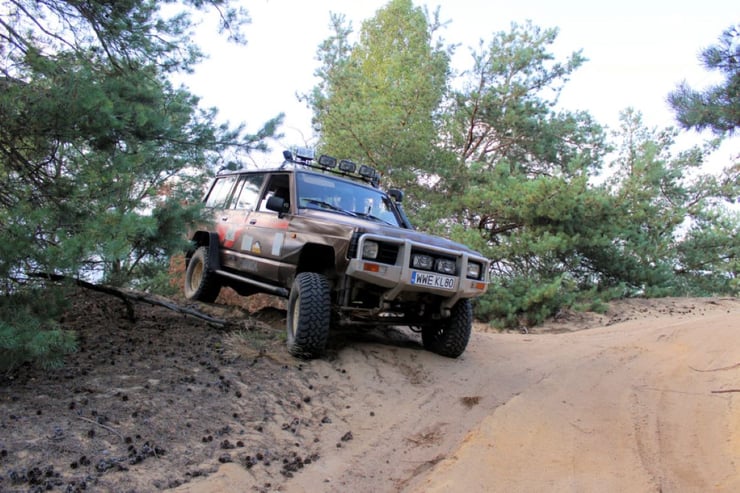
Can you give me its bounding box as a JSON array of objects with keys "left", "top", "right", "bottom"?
[{"left": 1, "top": 292, "right": 739, "bottom": 492}]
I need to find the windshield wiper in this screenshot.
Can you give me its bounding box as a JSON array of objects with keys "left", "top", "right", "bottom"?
[
  {"left": 303, "top": 199, "right": 359, "bottom": 217},
  {"left": 353, "top": 211, "right": 394, "bottom": 226}
]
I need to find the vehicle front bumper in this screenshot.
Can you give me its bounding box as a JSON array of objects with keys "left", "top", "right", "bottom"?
[{"left": 344, "top": 234, "right": 489, "bottom": 312}]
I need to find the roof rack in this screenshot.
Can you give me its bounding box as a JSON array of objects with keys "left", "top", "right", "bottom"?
[{"left": 280, "top": 149, "right": 380, "bottom": 187}]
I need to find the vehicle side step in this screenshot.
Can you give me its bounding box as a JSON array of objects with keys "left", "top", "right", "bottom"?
[{"left": 215, "top": 269, "right": 289, "bottom": 298}]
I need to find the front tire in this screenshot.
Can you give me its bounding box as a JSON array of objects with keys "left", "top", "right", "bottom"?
[
  {"left": 421, "top": 299, "right": 472, "bottom": 358},
  {"left": 184, "top": 246, "right": 221, "bottom": 302},
  {"left": 286, "top": 272, "right": 331, "bottom": 358}
]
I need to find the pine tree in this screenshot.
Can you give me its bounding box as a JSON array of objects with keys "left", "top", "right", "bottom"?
[
  {"left": 0, "top": 0, "right": 282, "bottom": 370},
  {"left": 668, "top": 24, "right": 740, "bottom": 135},
  {"left": 303, "top": 0, "right": 450, "bottom": 189},
  {"left": 305, "top": 3, "right": 739, "bottom": 327}
]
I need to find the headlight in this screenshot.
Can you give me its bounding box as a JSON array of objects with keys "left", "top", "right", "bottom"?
[
  {"left": 362, "top": 241, "right": 379, "bottom": 259},
  {"left": 466, "top": 262, "right": 481, "bottom": 279},
  {"left": 435, "top": 258, "right": 456, "bottom": 275},
  {"left": 411, "top": 253, "right": 434, "bottom": 270}
]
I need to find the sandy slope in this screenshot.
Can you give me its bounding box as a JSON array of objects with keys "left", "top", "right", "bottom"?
[{"left": 177, "top": 298, "right": 740, "bottom": 492}]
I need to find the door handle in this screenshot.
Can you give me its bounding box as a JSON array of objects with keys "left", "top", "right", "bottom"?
[
  {"left": 221, "top": 216, "right": 229, "bottom": 221},
  {"left": 249, "top": 219, "right": 257, "bottom": 225}
]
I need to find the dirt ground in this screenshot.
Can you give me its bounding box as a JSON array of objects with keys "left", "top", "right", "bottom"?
[{"left": 1, "top": 291, "right": 739, "bottom": 492}]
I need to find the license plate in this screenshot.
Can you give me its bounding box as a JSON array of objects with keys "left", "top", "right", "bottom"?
[{"left": 410, "top": 271, "right": 457, "bottom": 290}]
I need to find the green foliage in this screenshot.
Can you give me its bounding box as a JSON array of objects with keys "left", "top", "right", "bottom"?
[
  {"left": 309, "top": 4, "right": 740, "bottom": 327},
  {"left": 668, "top": 24, "right": 740, "bottom": 135},
  {"left": 479, "top": 278, "right": 622, "bottom": 330},
  {"left": 430, "top": 21, "right": 620, "bottom": 324},
  {"left": 477, "top": 275, "right": 575, "bottom": 328},
  {"left": 303, "top": 0, "right": 451, "bottom": 189},
  {"left": 0, "top": 288, "right": 77, "bottom": 372},
  {"left": 439, "top": 21, "right": 594, "bottom": 174},
  {"left": 607, "top": 110, "right": 739, "bottom": 296},
  {"left": 0, "top": 0, "right": 281, "bottom": 369},
  {"left": 675, "top": 210, "right": 740, "bottom": 296},
  {"left": 0, "top": 0, "right": 281, "bottom": 286}
]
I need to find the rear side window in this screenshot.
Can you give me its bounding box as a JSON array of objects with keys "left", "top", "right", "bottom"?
[
  {"left": 204, "top": 175, "right": 238, "bottom": 208},
  {"left": 231, "top": 174, "right": 265, "bottom": 210}
]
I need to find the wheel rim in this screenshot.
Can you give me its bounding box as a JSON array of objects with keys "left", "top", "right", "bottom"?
[
  {"left": 190, "top": 260, "right": 203, "bottom": 287},
  {"left": 289, "top": 292, "right": 300, "bottom": 339}
]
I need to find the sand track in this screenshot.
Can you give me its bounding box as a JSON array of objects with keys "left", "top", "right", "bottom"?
[{"left": 180, "top": 297, "right": 740, "bottom": 492}]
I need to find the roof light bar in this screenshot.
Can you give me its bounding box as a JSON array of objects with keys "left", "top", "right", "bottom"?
[{"left": 282, "top": 150, "right": 380, "bottom": 186}]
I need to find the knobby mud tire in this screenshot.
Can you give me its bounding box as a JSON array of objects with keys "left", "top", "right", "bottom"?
[
  {"left": 183, "top": 246, "right": 221, "bottom": 303},
  {"left": 421, "top": 298, "right": 472, "bottom": 358},
  {"left": 286, "top": 272, "right": 331, "bottom": 358}
]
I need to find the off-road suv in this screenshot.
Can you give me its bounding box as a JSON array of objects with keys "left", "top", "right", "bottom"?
[{"left": 184, "top": 149, "right": 490, "bottom": 358}]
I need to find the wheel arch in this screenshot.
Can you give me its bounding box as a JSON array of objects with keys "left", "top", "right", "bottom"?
[
  {"left": 296, "top": 243, "right": 336, "bottom": 278},
  {"left": 187, "top": 231, "right": 221, "bottom": 271}
]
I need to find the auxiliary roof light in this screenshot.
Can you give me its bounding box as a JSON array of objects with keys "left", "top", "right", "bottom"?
[
  {"left": 318, "top": 154, "right": 337, "bottom": 169},
  {"left": 358, "top": 164, "right": 377, "bottom": 179},
  {"left": 294, "top": 147, "right": 315, "bottom": 161},
  {"left": 338, "top": 159, "right": 357, "bottom": 173}
]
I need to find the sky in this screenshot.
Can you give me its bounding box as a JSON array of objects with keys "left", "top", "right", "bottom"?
[{"left": 179, "top": 0, "right": 739, "bottom": 168}]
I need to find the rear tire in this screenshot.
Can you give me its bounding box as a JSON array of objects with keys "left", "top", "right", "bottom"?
[
  {"left": 184, "top": 246, "right": 221, "bottom": 302},
  {"left": 286, "top": 272, "right": 331, "bottom": 358},
  {"left": 421, "top": 299, "right": 472, "bottom": 358}
]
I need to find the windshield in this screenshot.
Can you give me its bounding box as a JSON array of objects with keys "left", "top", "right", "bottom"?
[{"left": 296, "top": 172, "right": 402, "bottom": 227}]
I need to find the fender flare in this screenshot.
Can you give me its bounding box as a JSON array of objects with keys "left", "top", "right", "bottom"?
[
  {"left": 189, "top": 231, "right": 221, "bottom": 272},
  {"left": 205, "top": 233, "right": 221, "bottom": 271}
]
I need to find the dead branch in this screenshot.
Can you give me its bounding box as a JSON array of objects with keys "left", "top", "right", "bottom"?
[
  {"left": 31, "top": 273, "right": 227, "bottom": 327},
  {"left": 119, "top": 289, "right": 227, "bottom": 327},
  {"left": 77, "top": 415, "right": 124, "bottom": 441}
]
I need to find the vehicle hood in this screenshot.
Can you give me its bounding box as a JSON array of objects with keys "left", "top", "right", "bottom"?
[{"left": 300, "top": 209, "right": 487, "bottom": 259}]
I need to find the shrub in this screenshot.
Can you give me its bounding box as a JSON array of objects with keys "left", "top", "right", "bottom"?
[{"left": 0, "top": 288, "right": 77, "bottom": 372}]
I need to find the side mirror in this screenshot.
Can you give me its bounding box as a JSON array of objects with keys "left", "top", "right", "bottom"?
[
  {"left": 388, "top": 188, "right": 404, "bottom": 202},
  {"left": 266, "top": 195, "right": 289, "bottom": 216}
]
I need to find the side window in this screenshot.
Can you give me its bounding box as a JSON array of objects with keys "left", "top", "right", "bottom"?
[
  {"left": 258, "top": 174, "right": 291, "bottom": 212},
  {"left": 204, "top": 175, "right": 238, "bottom": 208},
  {"left": 230, "top": 174, "right": 265, "bottom": 210}
]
